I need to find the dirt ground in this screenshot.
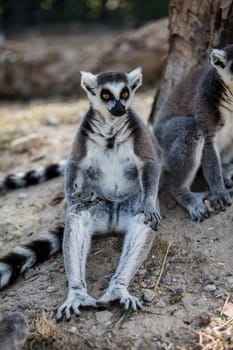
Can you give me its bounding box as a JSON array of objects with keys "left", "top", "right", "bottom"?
[{"left": 0, "top": 90, "right": 232, "bottom": 350}]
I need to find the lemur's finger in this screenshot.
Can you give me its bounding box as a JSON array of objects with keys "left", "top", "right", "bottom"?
[
  {"left": 73, "top": 305, "right": 81, "bottom": 317},
  {"left": 55, "top": 309, "right": 63, "bottom": 322},
  {"left": 131, "top": 298, "right": 137, "bottom": 311},
  {"left": 65, "top": 307, "right": 71, "bottom": 321},
  {"left": 123, "top": 298, "right": 130, "bottom": 310}
]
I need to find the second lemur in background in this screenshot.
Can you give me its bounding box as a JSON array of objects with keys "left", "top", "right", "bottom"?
[{"left": 153, "top": 44, "right": 233, "bottom": 221}]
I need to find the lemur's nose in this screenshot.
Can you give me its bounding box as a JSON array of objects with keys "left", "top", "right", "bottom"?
[{"left": 111, "top": 100, "right": 126, "bottom": 116}]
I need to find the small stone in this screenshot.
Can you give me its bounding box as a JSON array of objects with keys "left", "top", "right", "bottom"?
[
  {"left": 214, "top": 288, "right": 224, "bottom": 298},
  {"left": 46, "top": 286, "right": 59, "bottom": 293},
  {"left": 203, "top": 284, "right": 217, "bottom": 292},
  {"left": 152, "top": 269, "right": 160, "bottom": 277},
  {"left": 162, "top": 274, "right": 171, "bottom": 285},
  {"left": 227, "top": 276, "right": 233, "bottom": 285},
  {"left": 95, "top": 310, "right": 112, "bottom": 323},
  {"left": 142, "top": 288, "right": 155, "bottom": 303},
  {"left": 18, "top": 192, "right": 28, "bottom": 199},
  {"left": 69, "top": 326, "right": 79, "bottom": 335},
  {"left": 46, "top": 117, "right": 58, "bottom": 126},
  {"left": 156, "top": 300, "right": 166, "bottom": 308},
  {"left": 8, "top": 291, "right": 17, "bottom": 297}
]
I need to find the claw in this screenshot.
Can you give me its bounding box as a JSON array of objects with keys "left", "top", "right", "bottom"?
[
  {"left": 56, "top": 291, "right": 97, "bottom": 322},
  {"left": 98, "top": 285, "right": 142, "bottom": 312}
]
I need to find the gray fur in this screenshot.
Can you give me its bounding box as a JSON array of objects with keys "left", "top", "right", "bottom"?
[
  {"left": 0, "top": 312, "right": 28, "bottom": 350},
  {"left": 153, "top": 45, "right": 233, "bottom": 221},
  {"left": 56, "top": 68, "right": 161, "bottom": 321}
]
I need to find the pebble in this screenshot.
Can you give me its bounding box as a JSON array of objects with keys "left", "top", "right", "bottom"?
[
  {"left": 156, "top": 300, "right": 166, "bottom": 308},
  {"left": 17, "top": 192, "right": 28, "bottom": 199},
  {"left": 203, "top": 284, "right": 217, "bottom": 292},
  {"left": 162, "top": 274, "right": 171, "bottom": 285},
  {"left": 46, "top": 286, "right": 59, "bottom": 293},
  {"left": 152, "top": 269, "right": 160, "bottom": 277},
  {"left": 46, "top": 117, "right": 58, "bottom": 126},
  {"left": 214, "top": 288, "right": 224, "bottom": 298},
  {"left": 227, "top": 276, "right": 233, "bottom": 285},
  {"left": 95, "top": 310, "right": 112, "bottom": 323},
  {"left": 142, "top": 288, "right": 155, "bottom": 303}
]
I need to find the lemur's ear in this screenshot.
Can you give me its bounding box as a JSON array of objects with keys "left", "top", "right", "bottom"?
[
  {"left": 127, "top": 67, "right": 142, "bottom": 91},
  {"left": 80, "top": 71, "right": 98, "bottom": 96},
  {"left": 210, "top": 49, "right": 226, "bottom": 69}
]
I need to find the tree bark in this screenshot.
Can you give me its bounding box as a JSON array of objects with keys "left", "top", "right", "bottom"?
[{"left": 149, "top": 0, "right": 233, "bottom": 123}]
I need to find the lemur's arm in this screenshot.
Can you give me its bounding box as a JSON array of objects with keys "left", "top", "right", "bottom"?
[
  {"left": 201, "top": 137, "right": 231, "bottom": 209},
  {"left": 134, "top": 125, "right": 161, "bottom": 227},
  {"left": 64, "top": 130, "right": 86, "bottom": 204}
]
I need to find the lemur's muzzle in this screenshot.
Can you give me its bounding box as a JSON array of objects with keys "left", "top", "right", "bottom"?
[{"left": 111, "top": 100, "right": 126, "bottom": 116}]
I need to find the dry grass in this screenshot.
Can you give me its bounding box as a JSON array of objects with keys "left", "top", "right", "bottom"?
[
  {"left": 27, "top": 311, "right": 69, "bottom": 349},
  {"left": 196, "top": 316, "right": 233, "bottom": 350},
  {"left": 0, "top": 99, "right": 87, "bottom": 134},
  {"left": 0, "top": 130, "right": 19, "bottom": 150}
]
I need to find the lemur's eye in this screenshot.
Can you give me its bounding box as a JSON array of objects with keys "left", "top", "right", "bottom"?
[
  {"left": 121, "top": 91, "right": 129, "bottom": 99},
  {"left": 101, "top": 93, "right": 111, "bottom": 100}
]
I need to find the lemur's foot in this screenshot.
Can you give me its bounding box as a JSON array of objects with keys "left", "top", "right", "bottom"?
[
  {"left": 97, "top": 285, "right": 142, "bottom": 311},
  {"left": 187, "top": 192, "right": 210, "bottom": 222},
  {"left": 56, "top": 289, "right": 97, "bottom": 322},
  {"left": 135, "top": 201, "right": 161, "bottom": 230},
  {"left": 209, "top": 190, "right": 232, "bottom": 213}
]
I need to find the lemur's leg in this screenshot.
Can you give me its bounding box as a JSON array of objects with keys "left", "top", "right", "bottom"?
[
  {"left": 98, "top": 214, "right": 155, "bottom": 310},
  {"left": 56, "top": 207, "right": 99, "bottom": 322},
  {"left": 157, "top": 117, "right": 209, "bottom": 221},
  {"left": 201, "top": 139, "right": 232, "bottom": 211}
]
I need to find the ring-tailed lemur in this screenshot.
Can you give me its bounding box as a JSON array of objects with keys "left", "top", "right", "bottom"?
[
  {"left": 0, "top": 68, "right": 161, "bottom": 322},
  {"left": 0, "top": 312, "right": 28, "bottom": 350},
  {"left": 152, "top": 44, "right": 233, "bottom": 221},
  {"left": 0, "top": 160, "right": 66, "bottom": 192}
]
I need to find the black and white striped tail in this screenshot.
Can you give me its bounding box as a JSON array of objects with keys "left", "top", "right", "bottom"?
[
  {"left": 0, "top": 224, "right": 64, "bottom": 290},
  {"left": 0, "top": 160, "right": 66, "bottom": 192}
]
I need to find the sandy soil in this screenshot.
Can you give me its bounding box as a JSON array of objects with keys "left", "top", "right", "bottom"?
[{"left": 0, "top": 92, "right": 233, "bottom": 350}]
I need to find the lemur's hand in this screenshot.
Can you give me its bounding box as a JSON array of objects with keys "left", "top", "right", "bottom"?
[
  {"left": 72, "top": 190, "right": 99, "bottom": 203},
  {"left": 135, "top": 199, "right": 161, "bottom": 230},
  {"left": 209, "top": 189, "right": 232, "bottom": 213}
]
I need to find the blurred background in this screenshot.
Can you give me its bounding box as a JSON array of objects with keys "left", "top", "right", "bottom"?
[
  {"left": 0, "top": 0, "right": 169, "bottom": 161},
  {"left": 0, "top": 0, "right": 169, "bottom": 99},
  {"left": 1, "top": 0, "right": 168, "bottom": 32}
]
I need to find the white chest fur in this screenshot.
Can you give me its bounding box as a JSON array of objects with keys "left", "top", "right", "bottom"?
[
  {"left": 81, "top": 139, "right": 142, "bottom": 201},
  {"left": 78, "top": 114, "right": 143, "bottom": 202},
  {"left": 215, "top": 106, "right": 233, "bottom": 162}
]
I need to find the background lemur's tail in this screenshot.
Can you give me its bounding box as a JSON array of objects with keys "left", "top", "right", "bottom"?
[
  {"left": 0, "top": 224, "right": 64, "bottom": 290},
  {"left": 0, "top": 160, "right": 66, "bottom": 192}
]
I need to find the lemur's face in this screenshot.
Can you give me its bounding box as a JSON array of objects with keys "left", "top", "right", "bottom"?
[
  {"left": 210, "top": 45, "right": 233, "bottom": 85},
  {"left": 80, "top": 68, "right": 142, "bottom": 118}
]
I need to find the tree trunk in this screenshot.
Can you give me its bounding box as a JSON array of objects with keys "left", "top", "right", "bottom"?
[{"left": 149, "top": 0, "right": 233, "bottom": 123}]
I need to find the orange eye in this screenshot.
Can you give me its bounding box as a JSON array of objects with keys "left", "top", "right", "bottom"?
[
  {"left": 102, "top": 93, "right": 110, "bottom": 100},
  {"left": 121, "top": 91, "right": 129, "bottom": 99}
]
